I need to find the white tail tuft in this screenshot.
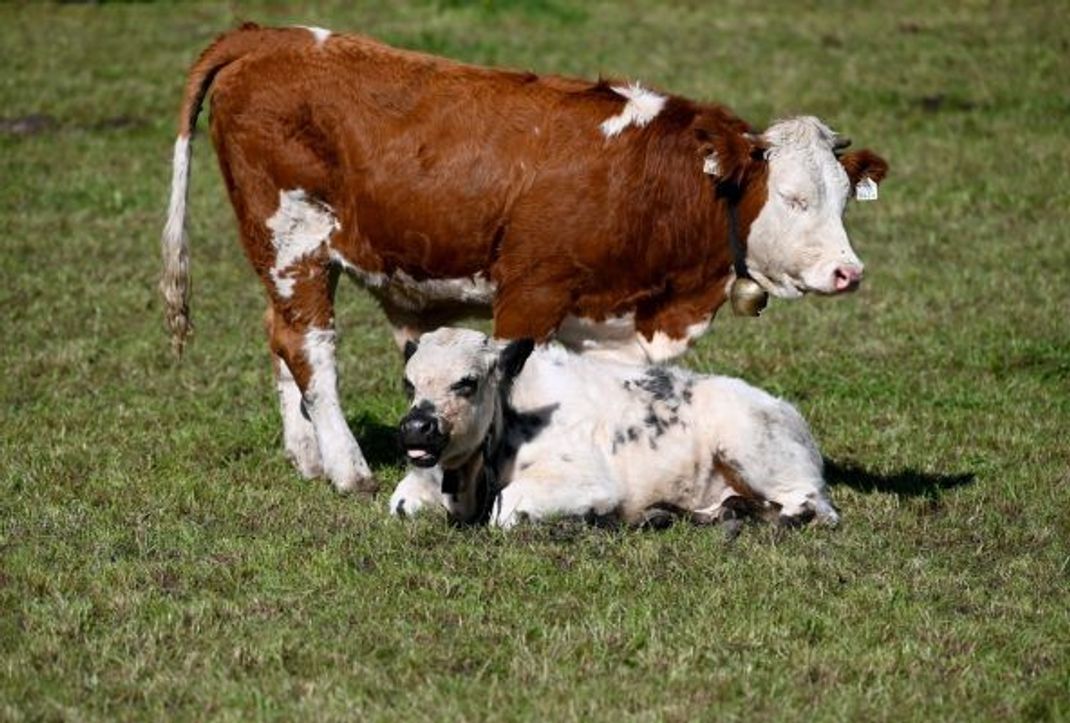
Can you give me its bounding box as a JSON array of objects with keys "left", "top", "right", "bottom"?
[{"left": 161, "top": 135, "right": 192, "bottom": 355}]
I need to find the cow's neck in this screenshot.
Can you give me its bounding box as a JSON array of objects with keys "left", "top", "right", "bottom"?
[
  {"left": 441, "top": 401, "right": 504, "bottom": 526},
  {"left": 710, "top": 159, "right": 771, "bottom": 317}
]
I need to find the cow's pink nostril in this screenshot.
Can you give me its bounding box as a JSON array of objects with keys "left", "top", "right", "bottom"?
[{"left": 833, "top": 266, "right": 863, "bottom": 292}]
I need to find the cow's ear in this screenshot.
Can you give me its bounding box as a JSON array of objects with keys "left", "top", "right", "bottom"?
[
  {"left": 839, "top": 149, "right": 889, "bottom": 188},
  {"left": 403, "top": 339, "right": 419, "bottom": 362},
  {"left": 694, "top": 123, "right": 765, "bottom": 189},
  {"left": 499, "top": 338, "right": 535, "bottom": 381}
]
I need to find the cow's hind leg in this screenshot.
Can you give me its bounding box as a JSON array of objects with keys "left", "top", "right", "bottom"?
[
  {"left": 259, "top": 193, "right": 377, "bottom": 496},
  {"left": 268, "top": 292, "right": 376, "bottom": 495},
  {"left": 265, "top": 308, "right": 322, "bottom": 479}
]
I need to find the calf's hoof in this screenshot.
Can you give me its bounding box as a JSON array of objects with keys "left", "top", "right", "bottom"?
[
  {"left": 777, "top": 508, "right": 816, "bottom": 528},
  {"left": 638, "top": 507, "right": 676, "bottom": 530}
]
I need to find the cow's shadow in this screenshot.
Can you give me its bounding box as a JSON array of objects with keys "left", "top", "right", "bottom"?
[
  {"left": 349, "top": 413, "right": 404, "bottom": 470},
  {"left": 824, "top": 458, "right": 975, "bottom": 499}
]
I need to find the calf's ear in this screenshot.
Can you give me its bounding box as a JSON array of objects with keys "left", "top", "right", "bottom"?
[
  {"left": 403, "top": 339, "right": 419, "bottom": 362},
  {"left": 839, "top": 149, "right": 889, "bottom": 188},
  {"left": 499, "top": 338, "right": 535, "bottom": 381}
]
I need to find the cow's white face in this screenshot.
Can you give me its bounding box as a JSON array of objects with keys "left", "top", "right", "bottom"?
[
  {"left": 745, "top": 117, "right": 866, "bottom": 298},
  {"left": 399, "top": 328, "right": 533, "bottom": 470}
]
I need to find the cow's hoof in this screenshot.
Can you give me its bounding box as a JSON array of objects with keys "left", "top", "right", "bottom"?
[{"left": 284, "top": 440, "right": 323, "bottom": 480}]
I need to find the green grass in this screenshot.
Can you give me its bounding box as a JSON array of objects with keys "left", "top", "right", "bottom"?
[{"left": 2, "top": 1, "right": 1069, "bottom": 720}]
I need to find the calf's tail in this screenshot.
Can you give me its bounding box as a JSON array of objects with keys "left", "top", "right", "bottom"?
[{"left": 161, "top": 22, "right": 268, "bottom": 355}]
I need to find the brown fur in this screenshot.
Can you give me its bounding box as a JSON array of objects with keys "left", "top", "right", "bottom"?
[
  {"left": 838, "top": 149, "right": 889, "bottom": 188},
  {"left": 169, "top": 23, "right": 882, "bottom": 390}
]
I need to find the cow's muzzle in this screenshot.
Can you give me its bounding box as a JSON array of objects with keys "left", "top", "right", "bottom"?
[{"left": 399, "top": 409, "right": 448, "bottom": 468}]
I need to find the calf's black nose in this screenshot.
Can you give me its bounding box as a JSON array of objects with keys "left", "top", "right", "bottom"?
[{"left": 400, "top": 414, "right": 435, "bottom": 440}]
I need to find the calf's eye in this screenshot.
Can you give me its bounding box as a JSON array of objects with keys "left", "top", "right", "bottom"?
[
  {"left": 450, "top": 377, "right": 479, "bottom": 398},
  {"left": 403, "top": 379, "right": 415, "bottom": 400}
]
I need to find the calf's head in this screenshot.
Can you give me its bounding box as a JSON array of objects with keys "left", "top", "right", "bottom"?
[
  {"left": 707, "top": 116, "right": 888, "bottom": 298},
  {"left": 399, "top": 328, "right": 534, "bottom": 470}
]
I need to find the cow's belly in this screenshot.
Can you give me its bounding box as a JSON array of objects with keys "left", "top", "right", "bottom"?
[
  {"left": 556, "top": 313, "right": 711, "bottom": 365},
  {"left": 333, "top": 252, "right": 497, "bottom": 313}
]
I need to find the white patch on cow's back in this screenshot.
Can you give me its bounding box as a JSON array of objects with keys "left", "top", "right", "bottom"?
[
  {"left": 600, "top": 83, "right": 666, "bottom": 138},
  {"left": 297, "top": 25, "right": 332, "bottom": 46},
  {"left": 266, "top": 189, "right": 339, "bottom": 298}
]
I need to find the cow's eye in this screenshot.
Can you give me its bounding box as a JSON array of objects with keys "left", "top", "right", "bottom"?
[
  {"left": 403, "top": 378, "right": 415, "bottom": 400},
  {"left": 780, "top": 191, "right": 809, "bottom": 212},
  {"left": 450, "top": 377, "right": 479, "bottom": 398}
]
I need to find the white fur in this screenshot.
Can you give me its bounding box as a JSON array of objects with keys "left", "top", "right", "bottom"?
[
  {"left": 330, "top": 250, "right": 387, "bottom": 288},
  {"left": 555, "top": 313, "right": 708, "bottom": 364},
  {"left": 403, "top": 328, "right": 501, "bottom": 470},
  {"left": 330, "top": 251, "right": 496, "bottom": 312},
  {"left": 297, "top": 25, "right": 332, "bottom": 46},
  {"left": 160, "top": 136, "right": 192, "bottom": 337},
  {"left": 600, "top": 83, "right": 666, "bottom": 138},
  {"left": 302, "top": 328, "right": 372, "bottom": 492},
  {"left": 391, "top": 330, "right": 838, "bottom": 528},
  {"left": 390, "top": 466, "right": 444, "bottom": 517},
  {"left": 266, "top": 189, "right": 339, "bottom": 298},
  {"left": 274, "top": 356, "right": 322, "bottom": 479},
  {"left": 635, "top": 318, "right": 711, "bottom": 362},
  {"left": 384, "top": 271, "right": 497, "bottom": 311},
  {"left": 745, "top": 117, "right": 864, "bottom": 297},
  {"left": 163, "top": 135, "right": 190, "bottom": 259}
]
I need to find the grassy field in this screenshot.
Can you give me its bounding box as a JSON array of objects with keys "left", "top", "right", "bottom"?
[{"left": 2, "top": 1, "right": 1069, "bottom": 720}]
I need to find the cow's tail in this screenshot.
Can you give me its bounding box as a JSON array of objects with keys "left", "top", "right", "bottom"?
[{"left": 161, "top": 22, "right": 268, "bottom": 356}]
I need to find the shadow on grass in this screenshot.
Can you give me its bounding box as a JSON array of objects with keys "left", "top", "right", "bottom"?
[
  {"left": 824, "top": 458, "right": 975, "bottom": 499},
  {"left": 349, "top": 413, "right": 403, "bottom": 469}
]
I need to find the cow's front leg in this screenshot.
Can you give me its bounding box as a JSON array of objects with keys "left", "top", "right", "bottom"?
[{"left": 389, "top": 466, "right": 445, "bottom": 518}]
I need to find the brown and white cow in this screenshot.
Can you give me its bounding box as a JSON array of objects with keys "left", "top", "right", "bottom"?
[{"left": 161, "top": 23, "right": 888, "bottom": 494}]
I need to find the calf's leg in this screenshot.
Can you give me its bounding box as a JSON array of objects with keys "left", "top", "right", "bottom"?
[
  {"left": 389, "top": 466, "right": 444, "bottom": 517},
  {"left": 492, "top": 472, "right": 621, "bottom": 529}
]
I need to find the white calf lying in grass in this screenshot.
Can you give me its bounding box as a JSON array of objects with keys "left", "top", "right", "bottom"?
[{"left": 391, "top": 328, "right": 838, "bottom": 529}]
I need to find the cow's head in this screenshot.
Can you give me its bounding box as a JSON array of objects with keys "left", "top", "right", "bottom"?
[
  {"left": 399, "top": 328, "right": 534, "bottom": 470},
  {"left": 706, "top": 116, "right": 888, "bottom": 298}
]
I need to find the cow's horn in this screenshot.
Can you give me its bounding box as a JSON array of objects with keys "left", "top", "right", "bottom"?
[{"left": 833, "top": 136, "right": 852, "bottom": 151}]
